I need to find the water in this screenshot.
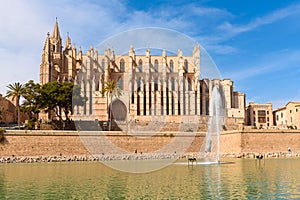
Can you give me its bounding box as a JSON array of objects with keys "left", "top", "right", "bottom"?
[
  {"left": 1, "top": 158, "right": 300, "bottom": 199},
  {"left": 202, "top": 83, "right": 225, "bottom": 162}
]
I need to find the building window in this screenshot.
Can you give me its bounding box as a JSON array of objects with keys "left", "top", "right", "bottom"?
[
  {"left": 258, "top": 110, "right": 266, "bottom": 116},
  {"left": 267, "top": 117, "right": 269, "bottom": 122},
  {"left": 171, "top": 78, "right": 175, "bottom": 91},
  {"left": 290, "top": 110, "right": 292, "bottom": 113},
  {"left": 253, "top": 111, "right": 255, "bottom": 115},
  {"left": 137, "top": 78, "right": 141, "bottom": 91},
  {"left": 258, "top": 117, "right": 266, "bottom": 123},
  {"left": 120, "top": 59, "right": 125, "bottom": 72},
  {"left": 171, "top": 95, "right": 175, "bottom": 115},
  {"left": 138, "top": 59, "right": 143, "bottom": 72},
  {"left": 154, "top": 78, "right": 158, "bottom": 91},
  {"left": 154, "top": 59, "right": 158, "bottom": 72},
  {"left": 187, "top": 78, "right": 192, "bottom": 91},
  {"left": 267, "top": 111, "right": 269, "bottom": 115},
  {"left": 276, "top": 115, "right": 279, "bottom": 121},
  {"left": 296, "top": 108, "right": 298, "bottom": 112},
  {"left": 117, "top": 76, "right": 124, "bottom": 90},
  {"left": 170, "top": 60, "right": 174, "bottom": 73},
  {"left": 281, "top": 113, "right": 283, "bottom": 118},
  {"left": 184, "top": 59, "right": 188, "bottom": 73}
]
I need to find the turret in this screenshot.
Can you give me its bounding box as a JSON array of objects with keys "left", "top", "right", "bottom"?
[
  {"left": 65, "top": 32, "right": 71, "bottom": 50},
  {"left": 40, "top": 32, "right": 52, "bottom": 85}
]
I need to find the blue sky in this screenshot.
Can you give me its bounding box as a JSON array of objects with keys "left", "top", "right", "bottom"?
[{"left": 0, "top": 0, "right": 299, "bottom": 109}]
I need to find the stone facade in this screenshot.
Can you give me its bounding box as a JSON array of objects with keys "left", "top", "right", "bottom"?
[
  {"left": 39, "top": 20, "right": 245, "bottom": 127},
  {"left": 246, "top": 102, "right": 273, "bottom": 128},
  {"left": 0, "top": 94, "right": 16, "bottom": 124},
  {"left": 273, "top": 102, "right": 300, "bottom": 129},
  {"left": 0, "top": 94, "right": 27, "bottom": 125}
]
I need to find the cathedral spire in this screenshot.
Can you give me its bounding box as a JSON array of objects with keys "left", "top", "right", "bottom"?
[
  {"left": 51, "top": 17, "right": 62, "bottom": 42},
  {"left": 51, "top": 18, "right": 62, "bottom": 53}
]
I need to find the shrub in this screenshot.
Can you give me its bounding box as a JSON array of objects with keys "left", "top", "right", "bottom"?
[
  {"left": 25, "top": 118, "right": 36, "bottom": 130},
  {"left": 185, "top": 128, "right": 194, "bottom": 132}
]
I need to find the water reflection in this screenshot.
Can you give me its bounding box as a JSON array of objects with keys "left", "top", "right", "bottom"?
[{"left": 0, "top": 158, "right": 300, "bottom": 199}]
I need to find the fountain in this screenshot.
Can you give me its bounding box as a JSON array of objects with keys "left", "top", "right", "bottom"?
[
  {"left": 203, "top": 81, "right": 225, "bottom": 163},
  {"left": 176, "top": 80, "right": 225, "bottom": 166}
]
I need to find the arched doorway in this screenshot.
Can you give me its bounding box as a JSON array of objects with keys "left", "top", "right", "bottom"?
[{"left": 109, "top": 99, "right": 127, "bottom": 121}]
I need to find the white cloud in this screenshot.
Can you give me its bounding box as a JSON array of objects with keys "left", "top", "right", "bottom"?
[
  {"left": 218, "top": 3, "right": 300, "bottom": 37},
  {"left": 224, "top": 49, "right": 300, "bottom": 81},
  {"left": 0, "top": 0, "right": 298, "bottom": 101}
]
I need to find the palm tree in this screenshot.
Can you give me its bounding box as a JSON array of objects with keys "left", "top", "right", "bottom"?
[
  {"left": 6, "top": 82, "right": 23, "bottom": 129},
  {"left": 102, "top": 80, "right": 121, "bottom": 131}
]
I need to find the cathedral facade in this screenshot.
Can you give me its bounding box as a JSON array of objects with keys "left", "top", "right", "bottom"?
[{"left": 40, "top": 21, "right": 245, "bottom": 128}]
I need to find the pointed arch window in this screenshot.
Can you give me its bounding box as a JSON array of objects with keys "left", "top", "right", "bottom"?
[
  {"left": 118, "top": 76, "right": 124, "bottom": 90},
  {"left": 170, "top": 60, "right": 174, "bottom": 73},
  {"left": 171, "top": 78, "right": 175, "bottom": 91},
  {"left": 120, "top": 59, "right": 125, "bottom": 72},
  {"left": 137, "top": 78, "right": 141, "bottom": 91},
  {"left": 138, "top": 59, "right": 143, "bottom": 72},
  {"left": 154, "top": 78, "right": 158, "bottom": 91},
  {"left": 184, "top": 59, "right": 188, "bottom": 73},
  {"left": 187, "top": 78, "right": 192, "bottom": 91},
  {"left": 154, "top": 59, "right": 159, "bottom": 72}
]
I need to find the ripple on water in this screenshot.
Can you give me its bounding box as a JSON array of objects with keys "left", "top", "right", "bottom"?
[{"left": 0, "top": 158, "right": 300, "bottom": 199}]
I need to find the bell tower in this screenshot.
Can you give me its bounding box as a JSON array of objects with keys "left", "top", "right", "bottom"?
[{"left": 40, "top": 18, "right": 63, "bottom": 85}]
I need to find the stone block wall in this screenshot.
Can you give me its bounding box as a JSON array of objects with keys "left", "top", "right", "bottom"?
[
  {"left": 1, "top": 130, "right": 300, "bottom": 157},
  {"left": 241, "top": 130, "right": 300, "bottom": 153}
]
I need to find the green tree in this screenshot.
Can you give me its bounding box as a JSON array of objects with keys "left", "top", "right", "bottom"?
[
  {"left": 21, "top": 80, "right": 41, "bottom": 129},
  {"left": 40, "top": 81, "right": 86, "bottom": 129},
  {"left": 6, "top": 82, "right": 23, "bottom": 129},
  {"left": 102, "top": 80, "right": 121, "bottom": 131}
]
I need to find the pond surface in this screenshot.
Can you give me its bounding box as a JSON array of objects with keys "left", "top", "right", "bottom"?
[{"left": 0, "top": 158, "right": 300, "bottom": 199}]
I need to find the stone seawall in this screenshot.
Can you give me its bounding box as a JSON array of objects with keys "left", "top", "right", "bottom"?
[
  {"left": 0, "top": 130, "right": 300, "bottom": 159},
  {"left": 241, "top": 129, "right": 300, "bottom": 153}
]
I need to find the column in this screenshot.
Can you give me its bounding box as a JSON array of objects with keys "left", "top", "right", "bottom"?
[
  {"left": 179, "top": 77, "right": 184, "bottom": 115},
  {"left": 190, "top": 90, "right": 196, "bottom": 115},
  {"left": 86, "top": 79, "right": 90, "bottom": 116},
  {"left": 164, "top": 78, "right": 169, "bottom": 115},
  {"left": 145, "top": 79, "right": 149, "bottom": 115},
  {"left": 174, "top": 78, "right": 179, "bottom": 115},
  {"left": 157, "top": 78, "right": 162, "bottom": 116},
  {"left": 169, "top": 79, "right": 173, "bottom": 115},
  {"left": 183, "top": 78, "right": 190, "bottom": 115},
  {"left": 196, "top": 80, "right": 201, "bottom": 115},
  {"left": 140, "top": 78, "right": 144, "bottom": 115},
  {"left": 128, "top": 77, "right": 132, "bottom": 117},
  {"left": 91, "top": 77, "right": 96, "bottom": 116},
  {"left": 134, "top": 79, "right": 138, "bottom": 115},
  {"left": 79, "top": 78, "right": 84, "bottom": 115}
]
